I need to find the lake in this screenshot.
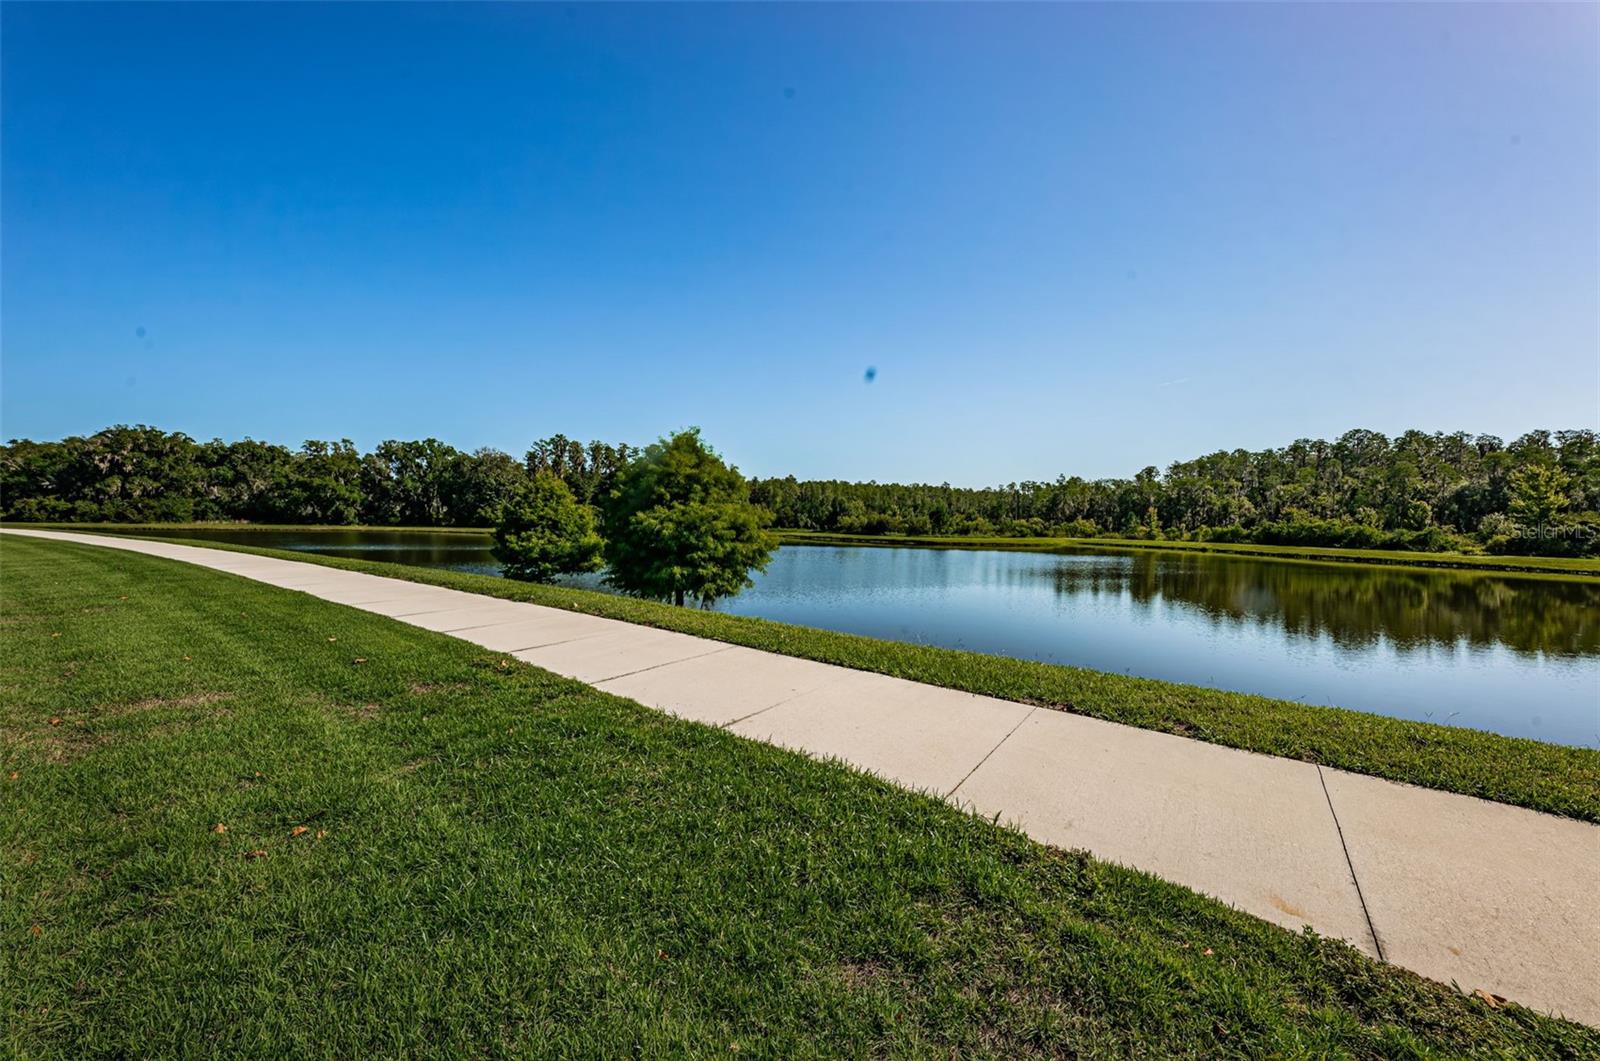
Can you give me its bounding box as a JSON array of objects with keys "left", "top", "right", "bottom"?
[{"left": 111, "top": 527, "right": 1600, "bottom": 747}]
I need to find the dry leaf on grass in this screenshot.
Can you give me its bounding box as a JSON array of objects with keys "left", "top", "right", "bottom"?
[
  {"left": 244, "top": 849, "right": 268, "bottom": 860},
  {"left": 211, "top": 823, "right": 227, "bottom": 834},
  {"left": 289, "top": 826, "right": 309, "bottom": 838},
  {"left": 1474, "top": 989, "right": 1506, "bottom": 1008},
  {"left": 48, "top": 717, "right": 62, "bottom": 726}
]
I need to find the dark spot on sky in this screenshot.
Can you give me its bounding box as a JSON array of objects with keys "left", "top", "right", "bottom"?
[
  {"left": 864, "top": 366, "right": 877, "bottom": 383},
  {"left": 125, "top": 375, "right": 137, "bottom": 387},
  {"left": 135, "top": 325, "right": 147, "bottom": 339},
  {"left": 783, "top": 86, "right": 796, "bottom": 100}
]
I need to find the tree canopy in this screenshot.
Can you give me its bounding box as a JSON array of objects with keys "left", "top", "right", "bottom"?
[
  {"left": 747, "top": 429, "right": 1600, "bottom": 557},
  {"left": 490, "top": 473, "right": 605, "bottom": 583},
  {"left": 599, "top": 430, "right": 778, "bottom": 605}
]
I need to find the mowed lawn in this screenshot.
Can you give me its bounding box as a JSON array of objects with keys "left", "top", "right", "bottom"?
[{"left": 2, "top": 538, "right": 1593, "bottom": 1057}]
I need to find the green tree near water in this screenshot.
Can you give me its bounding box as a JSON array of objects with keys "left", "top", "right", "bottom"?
[
  {"left": 278, "top": 440, "right": 362, "bottom": 524},
  {"left": 491, "top": 473, "right": 604, "bottom": 583},
  {"left": 601, "top": 430, "right": 777, "bottom": 606},
  {"left": 1509, "top": 462, "right": 1571, "bottom": 527}
]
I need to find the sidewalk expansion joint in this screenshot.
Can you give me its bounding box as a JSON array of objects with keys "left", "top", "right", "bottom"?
[
  {"left": 440, "top": 615, "right": 553, "bottom": 633},
  {"left": 390, "top": 605, "right": 475, "bottom": 618},
  {"left": 946, "top": 707, "right": 1037, "bottom": 799},
  {"left": 1318, "top": 765, "right": 1385, "bottom": 963},
  {"left": 594, "top": 645, "right": 737, "bottom": 684},
  {"left": 499, "top": 633, "right": 608, "bottom": 654},
  {"left": 720, "top": 679, "right": 840, "bottom": 729}
]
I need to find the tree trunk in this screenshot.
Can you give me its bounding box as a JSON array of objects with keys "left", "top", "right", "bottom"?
[{"left": 674, "top": 588, "right": 685, "bottom": 607}]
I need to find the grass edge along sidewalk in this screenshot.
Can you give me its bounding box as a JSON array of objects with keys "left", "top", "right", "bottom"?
[
  {"left": 4, "top": 535, "right": 1595, "bottom": 1054},
  {"left": 54, "top": 530, "right": 1600, "bottom": 824}
]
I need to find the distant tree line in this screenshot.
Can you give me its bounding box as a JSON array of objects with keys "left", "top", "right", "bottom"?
[
  {"left": 0, "top": 426, "right": 632, "bottom": 529},
  {"left": 751, "top": 429, "right": 1600, "bottom": 558},
  {"left": 2, "top": 425, "right": 1596, "bottom": 557}
]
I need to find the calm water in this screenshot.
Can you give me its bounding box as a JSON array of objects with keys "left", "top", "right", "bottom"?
[{"left": 119, "top": 528, "right": 1600, "bottom": 746}]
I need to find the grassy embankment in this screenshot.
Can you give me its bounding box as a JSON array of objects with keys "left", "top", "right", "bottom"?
[
  {"left": 4, "top": 535, "right": 1595, "bottom": 1055},
  {"left": 24, "top": 528, "right": 1600, "bottom": 823},
  {"left": 777, "top": 530, "right": 1600, "bottom": 578}
]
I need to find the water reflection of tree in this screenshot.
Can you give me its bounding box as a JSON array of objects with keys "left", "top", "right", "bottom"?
[
  {"left": 156, "top": 528, "right": 500, "bottom": 571},
  {"left": 1045, "top": 554, "right": 1599, "bottom": 657}
]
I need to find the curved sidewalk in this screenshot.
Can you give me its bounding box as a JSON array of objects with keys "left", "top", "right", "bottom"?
[{"left": 5, "top": 527, "right": 1596, "bottom": 1025}]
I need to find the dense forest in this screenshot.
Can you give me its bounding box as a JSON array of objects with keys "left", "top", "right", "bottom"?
[
  {"left": 2, "top": 425, "right": 1596, "bottom": 557},
  {"left": 751, "top": 429, "right": 1600, "bottom": 557}
]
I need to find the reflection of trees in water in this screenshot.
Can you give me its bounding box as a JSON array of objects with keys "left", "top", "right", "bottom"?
[
  {"left": 1043, "top": 554, "right": 1599, "bottom": 657},
  {"left": 141, "top": 532, "right": 1598, "bottom": 661},
  {"left": 742, "top": 548, "right": 1596, "bottom": 660},
  {"left": 149, "top": 528, "right": 500, "bottom": 569}
]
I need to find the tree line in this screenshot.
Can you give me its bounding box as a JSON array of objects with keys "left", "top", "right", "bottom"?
[
  {"left": 2, "top": 424, "right": 1596, "bottom": 557},
  {"left": 0, "top": 426, "right": 633, "bottom": 528},
  {"left": 751, "top": 428, "right": 1600, "bottom": 557}
]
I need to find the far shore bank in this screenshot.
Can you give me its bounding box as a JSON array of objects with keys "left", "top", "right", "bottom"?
[
  {"left": 3, "top": 520, "right": 1596, "bottom": 578},
  {"left": 775, "top": 529, "right": 1600, "bottom": 578}
]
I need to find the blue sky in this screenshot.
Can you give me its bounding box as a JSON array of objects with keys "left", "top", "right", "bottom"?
[{"left": 3, "top": 2, "right": 1595, "bottom": 484}]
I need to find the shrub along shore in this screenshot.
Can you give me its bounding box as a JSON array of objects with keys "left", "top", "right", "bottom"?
[
  {"left": 4, "top": 535, "right": 1596, "bottom": 1054},
  {"left": 36, "top": 529, "right": 1600, "bottom": 823}
]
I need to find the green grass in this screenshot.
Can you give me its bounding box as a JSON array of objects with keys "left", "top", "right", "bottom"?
[
  {"left": 49, "top": 530, "right": 1600, "bottom": 824},
  {"left": 4, "top": 536, "right": 1594, "bottom": 1056},
  {"left": 778, "top": 530, "right": 1600, "bottom": 579}
]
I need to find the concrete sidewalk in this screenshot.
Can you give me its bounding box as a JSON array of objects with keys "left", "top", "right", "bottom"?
[{"left": 6, "top": 527, "right": 1597, "bottom": 1025}]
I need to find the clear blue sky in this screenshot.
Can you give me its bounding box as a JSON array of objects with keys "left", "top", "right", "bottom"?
[{"left": 3, "top": 2, "right": 1596, "bottom": 484}]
